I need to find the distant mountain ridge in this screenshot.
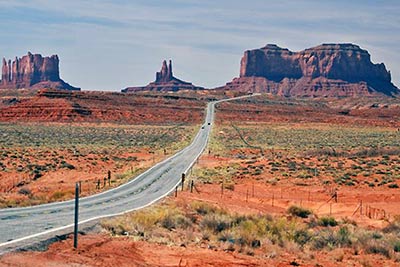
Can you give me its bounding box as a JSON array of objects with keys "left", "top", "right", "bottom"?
[{"left": 218, "top": 43, "right": 399, "bottom": 97}]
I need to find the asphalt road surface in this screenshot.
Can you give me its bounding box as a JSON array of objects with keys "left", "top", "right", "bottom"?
[{"left": 0, "top": 94, "right": 259, "bottom": 253}]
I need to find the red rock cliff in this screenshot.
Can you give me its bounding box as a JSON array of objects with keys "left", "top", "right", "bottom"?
[
  {"left": 223, "top": 43, "right": 398, "bottom": 97},
  {"left": 0, "top": 52, "right": 80, "bottom": 90}
]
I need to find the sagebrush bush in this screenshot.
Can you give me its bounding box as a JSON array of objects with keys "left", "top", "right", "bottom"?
[
  {"left": 318, "top": 217, "right": 338, "bottom": 227},
  {"left": 288, "top": 205, "right": 312, "bottom": 218}
]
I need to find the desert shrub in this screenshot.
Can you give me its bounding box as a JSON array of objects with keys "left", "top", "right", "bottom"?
[
  {"left": 18, "top": 187, "right": 32, "bottom": 196},
  {"left": 388, "top": 183, "right": 399, "bottom": 188},
  {"left": 311, "top": 226, "right": 352, "bottom": 250},
  {"left": 190, "top": 201, "right": 219, "bottom": 215},
  {"left": 382, "top": 221, "right": 400, "bottom": 234},
  {"left": 60, "top": 161, "right": 75, "bottom": 170},
  {"left": 318, "top": 217, "right": 338, "bottom": 227},
  {"left": 51, "top": 191, "right": 66, "bottom": 200},
  {"left": 293, "top": 229, "right": 312, "bottom": 246},
  {"left": 161, "top": 213, "right": 191, "bottom": 230},
  {"left": 336, "top": 226, "right": 352, "bottom": 247},
  {"left": 288, "top": 205, "right": 312, "bottom": 218},
  {"left": 311, "top": 229, "right": 337, "bottom": 250},
  {"left": 364, "top": 240, "right": 390, "bottom": 258},
  {"left": 394, "top": 241, "right": 400, "bottom": 252},
  {"left": 200, "top": 213, "right": 232, "bottom": 233}
]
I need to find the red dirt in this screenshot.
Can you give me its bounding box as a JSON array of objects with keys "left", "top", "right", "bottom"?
[{"left": 1, "top": 233, "right": 398, "bottom": 267}]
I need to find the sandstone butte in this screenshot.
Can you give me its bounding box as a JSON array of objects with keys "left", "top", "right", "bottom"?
[
  {"left": 0, "top": 52, "right": 80, "bottom": 91},
  {"left": 217, "top": 43, "right": 399, "bottom": 97},
  {"left": 122, "top": 60, "right": 204, "bottom": 92}
]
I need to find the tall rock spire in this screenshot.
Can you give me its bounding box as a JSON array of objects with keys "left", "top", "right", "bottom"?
[
  {"left": 168, "top": 60, "right": 173, "bottom": 80},
  {"left": 1, "top": 58, "right": 8, "bottom": 83}
]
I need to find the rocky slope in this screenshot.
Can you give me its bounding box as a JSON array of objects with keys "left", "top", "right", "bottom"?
[
  {"left": 122, "top": 60, "right": 204, "bottom": 92},
  {"left": 0, "top": 52, "right": 80, "bottom": 90},
  {"left": 218, "top": 44, "right": 399, "bottom": 97}
]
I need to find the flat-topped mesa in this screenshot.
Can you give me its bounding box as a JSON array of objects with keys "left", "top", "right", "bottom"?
[
  {"left": 233, "top": 43, "right": 399, "bottom": 96},
  {"left": 122, "top": 60, "right": 204, "bottom": 92},
  {"left": 0, "top": 52, "right": 80, "bottom": 90}
]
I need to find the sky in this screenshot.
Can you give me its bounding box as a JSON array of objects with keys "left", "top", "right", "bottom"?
[{"left": 0, "top": 0, "right": 399, "bottom": 91}]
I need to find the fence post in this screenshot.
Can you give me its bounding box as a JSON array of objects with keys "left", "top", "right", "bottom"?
[
  {"left": 181, "top": 173, "right": 185, "bottom": 191},
  {"left": 74, "top": 182, "right": 79, "bottom": 249},
  {"left": 272, "top": 193, "right": 274, "bottom": 207}
]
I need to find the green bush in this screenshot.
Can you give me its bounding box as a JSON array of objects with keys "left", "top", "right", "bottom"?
[
  {"left": 318, "top": 217, "right": 338, "bottom": 227},
  {"left": 288, "top": 205, "right": 312, "bottom": 218},
  {"left": 394, "top": 241, "right": 400, "bottom": 252}
]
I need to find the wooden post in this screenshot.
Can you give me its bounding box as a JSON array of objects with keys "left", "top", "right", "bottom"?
[
  {"left": 221, "top": 182, "right": 224, "bottom": 197},
  {"left": 175, "top": 186, "right": 178, "bottom": 197},
  {"left": 252, "top": 183, "right": 255, "bottom": 197},
  {"left": 190, "top": 180, "right": 194, "bottom": 193},
  {"left": 246, "top": 189, "right": 249, "bottom": 202},
  {"left": 360, "top": 200, "right": 363, "bottom": 215},
  {"left": 108, "top": 170, "right": 111, "bottom": 186},
  {"left": 181, "top": 173, "right": 185, "bottom": 191},
  {"left": 272, "top": 193, "right": 274, "bottom": 207},
  {"left": 74, "top": 182, "right": 79, "bottom": 249}
]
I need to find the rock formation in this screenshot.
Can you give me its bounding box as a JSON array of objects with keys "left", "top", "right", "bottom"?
[
  {"left": 0, "top": 52, "right": 80, "bottom": 90},
  {"left": 218, "top": 44, "right": 398, "bottom": 97},
  {"left": 122, "top": 60, "right": 203, "bottom": 92}
]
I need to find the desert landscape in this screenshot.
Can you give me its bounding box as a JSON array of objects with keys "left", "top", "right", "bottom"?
[
  {"left": 1, "top": 1, "right": 400, "bottom": 266},
  {"left": 0, "top": 91, "right": 399, "bottom": 266}
]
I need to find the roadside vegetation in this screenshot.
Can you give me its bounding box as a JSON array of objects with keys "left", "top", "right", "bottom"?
[
  {"left": 102, "top": 199, "right": 400, "bottom": 261},
  {"left": 0, "top": 123, "right": 197, "bottom": 207}
]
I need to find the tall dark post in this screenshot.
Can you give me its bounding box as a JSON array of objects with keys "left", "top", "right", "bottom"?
[
  {"left": 74, "top": 182, "right": 79, "bottom": 249},
  {"left": 181, "top": 173, "right": 185, "bottom": 191}
]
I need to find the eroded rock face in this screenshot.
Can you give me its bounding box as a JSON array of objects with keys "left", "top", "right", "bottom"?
[
  {"left": 122, "top": 60, "right": 203, "bottom": 92},
  {"left": 0, "top": 52, "right": 80, "bottom": 90},
  {"left": 223, "top": 43, "right": 398, "bottom": 97}
]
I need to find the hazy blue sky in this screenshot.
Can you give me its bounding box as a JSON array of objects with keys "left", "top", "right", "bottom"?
[{"left": 0, "top": 0, "right": 399, "bottom": 90}]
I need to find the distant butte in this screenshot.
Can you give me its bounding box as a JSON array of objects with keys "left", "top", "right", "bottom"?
[
  {"left": 122, "top": 60, "right": 204, "bottom": 92},
  {"left": 0, "top": 52, "right": 80, "bottom": 91},
  {"left": 217, "top": 43, "right": 399, "bottom": 97}
]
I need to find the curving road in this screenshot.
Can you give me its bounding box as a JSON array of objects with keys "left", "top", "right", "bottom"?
[{"left": 0, "top": 94, "right": 259, "bottom": 254}]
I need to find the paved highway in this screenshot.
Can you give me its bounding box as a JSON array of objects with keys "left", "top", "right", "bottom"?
[{"left": 0, "top": 94, "right": 259, "bottom": 253}]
